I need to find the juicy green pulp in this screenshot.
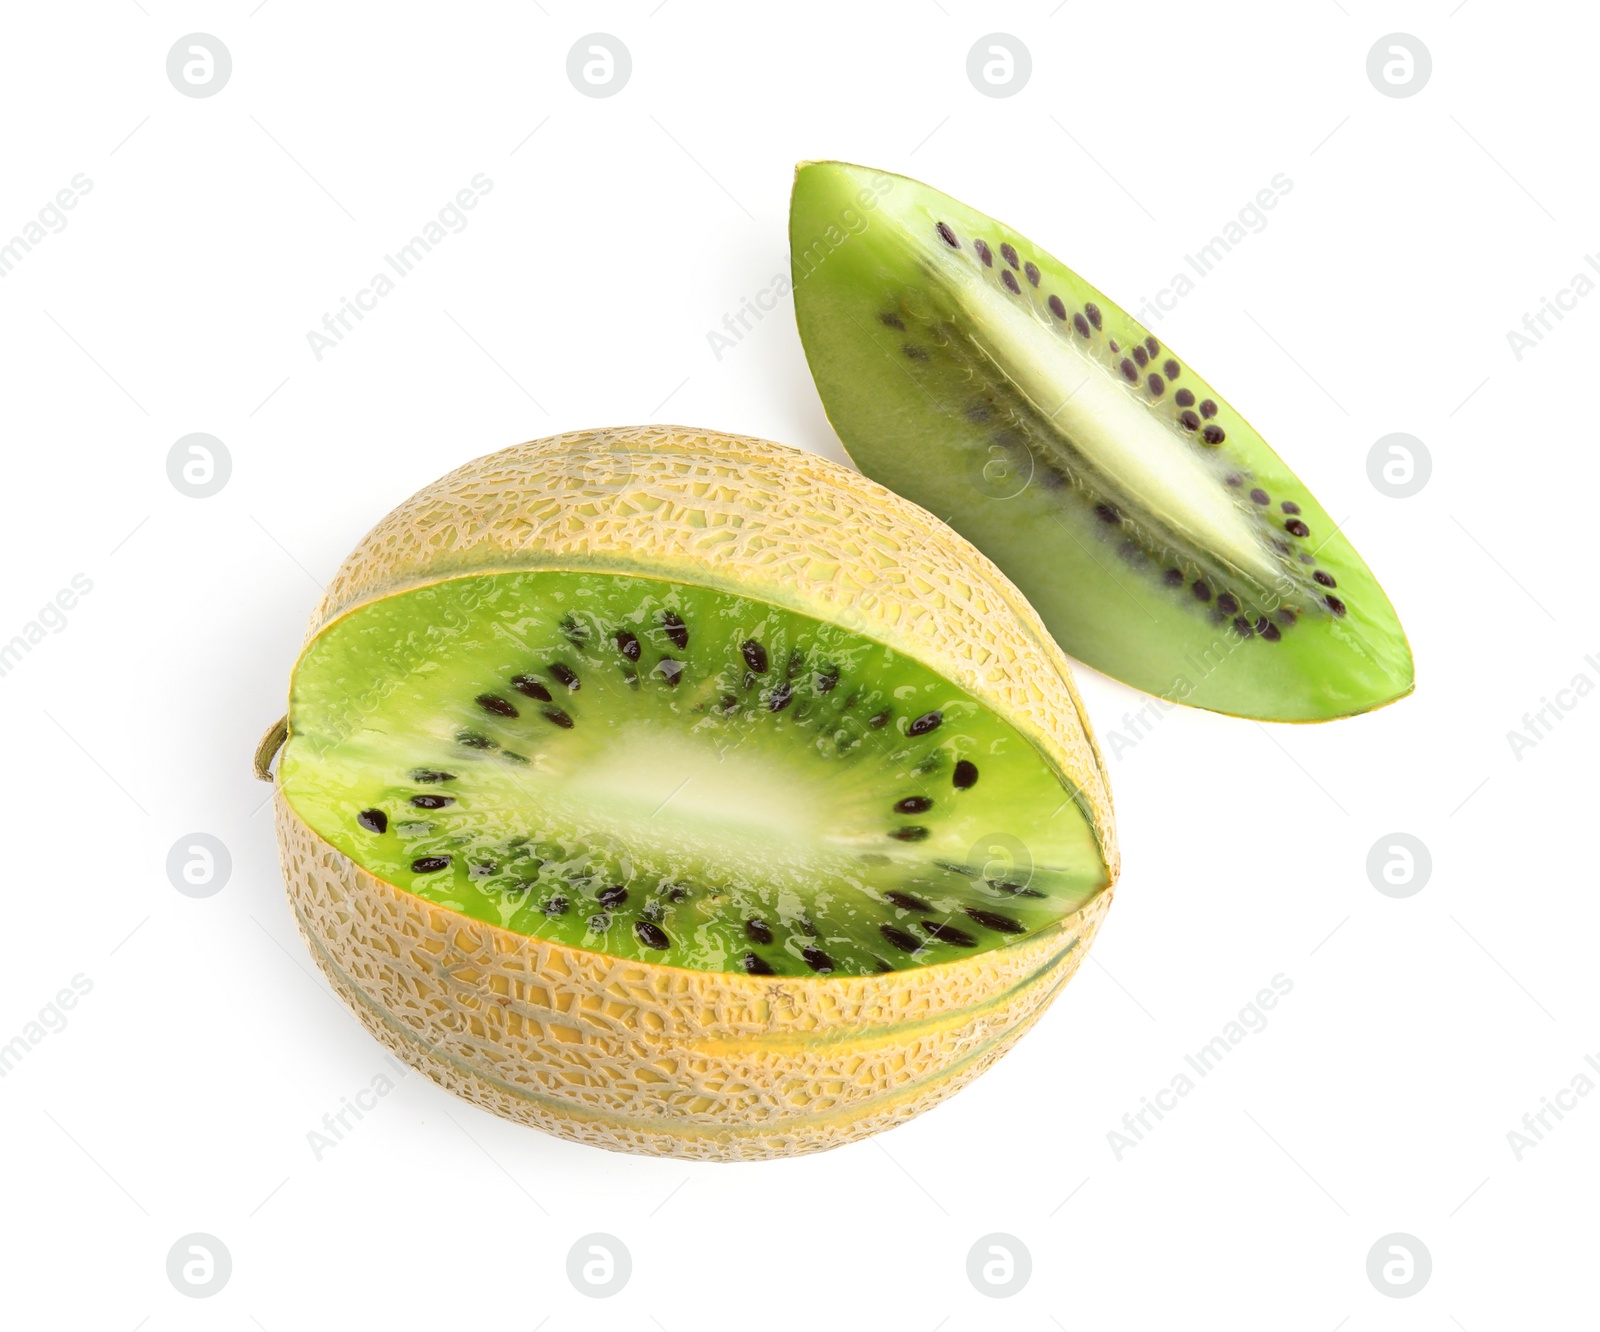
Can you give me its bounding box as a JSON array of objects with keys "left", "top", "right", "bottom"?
[
  {"left": 281, "top": 572, "right": 1108, "bottom": 977},
  {"left": 790, "top": 161, "right": 1414, "bottom": 721}
]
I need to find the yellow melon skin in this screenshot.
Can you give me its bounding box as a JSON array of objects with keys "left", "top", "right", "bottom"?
[{"left": 265, "top": 425, "right": 1118, "bottom": 1161}]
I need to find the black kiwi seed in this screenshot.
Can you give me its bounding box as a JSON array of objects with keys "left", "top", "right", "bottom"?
[
  {"left": 815, "top": 666, "right": 840, "bottom": 693},
  {"left": 1192, "top": 580, "right": 1212, "bottom": 602},
  {"left": 1131, "top": 344, "right": 1149, "bottom": 368},
  {"left": 1250, "top": 488, "right": 1270, "bottom": 505},
  {"left": 542, "top": 896, "right": 568, "bottom": 916},
  {"left": 769, "top": 682, "right": 793, "bottom": 712},
  {"left": 741, "top": 639, "right": 769, "bottom": 674},
  {"left": 511, "top": 675, "right": 553, "bottom": 702},
  {"left": 1216, "top": 592, "right": 1240, "bottom": 614},
  {"left": 541, "top": 708, "right": 575, "bottom": 729},
  {"left": 1024, "top": 261, "right": 1040, "bottom": 287},
  {"left": 409, "top": 794, "right": 453, "bottom": 809},
  {"left": 794, "top": 914, "right": 818, "bottom": 937},
  {"left": 560, "top": 614, "right": 588, "bottom": 647},
  {"left": 786, "top": 648, "right": 805, "bottom": 680},
  {"left": 1325, "top": 595, "right": 1348, "bottom": 617},
  {"left": 719, "top": 693, "right": 738, "bottom": 714},
  {"left": 801, "top": 945, "right": 834, "bottom": 973},
  {"left": 974, "top": 238, "right": 993, "bottom": 266},
  {"left": 1145, "top": 336, "right": 1160, "bottom": 356},
  {"left": 745, "top": 917, "right": 773, "bottom": 944},
  {"left": 1001, "top": 269, "right": 1021, "bottom": 294},
  {"left": 616, "top": 630, "right": 641, "bottom": 662},
  {"left": 549, "top": 662, "right": 580, "bottom": 691},
  {"left": 895, "top": 796, "right": 933, "bottom": 814},
  {"left": 869, "top": 709, "right": 891, "bottom": 729},
  {"left": 936, "top": 221, "right": 959, "bottom": 248},
  {"left": 879, "top": 923, "right": 922, "bottom": 953},
  {"left": 1277, "top": 609, "right": 1298, "bottom": 626},
  {"left": 1147, "top": 374, "right": 1164, "bottom": 397},
  {"left": 1085, "top": 303, "right": 1102, "bottom": 329},
  {"left": 908, "top": 710, "right": 943, "bottom": 737},
  {"left": 1048, "top": 294, "right": 1067, "bottom": 320},
  {"left": 634, "top": 921, "right": 670, "bottom": 950},
  {"left": 1313, "top": 570, "right": 1336, "bottom": 588},
  {"left": 902, "top": 344, "right": 927, "bottom": 361},
  {"left": 357, "top": 809, "right": 388, "bottom": 834},
  {"left": 1257, "top": 618, "right": 1281, "bottom": 641},
  {"left": 1163, "top": 568, "right": 1184, "bottom": 587},
  {"left": 1165, "top": 359, "right": 1180, "bottom": 379},
  {"left": 1201, "top": 424, "right": 1226, "bottom": 446},
  {"left": 1285, "top": 518, "right": 1310, "bottom": 538},
  {"left": 1073, "top": 312, "right": 1091, "bottom": 338},
  {"left": 1281, "top": 501, "right": 1301, "bottom": 515},
  {"left": 409, "top": 769, "right": 455, "bottom": 783},
  {"left": 411, "top": 855, "right": 451, "bottom": 873},
  {"left": 1000, "top": 242, "right": 1019, "bottom": 269},
  {"left": 890, "top": 826, "right": 930, "bottom": 842},
  {"left": 1120, "top": 358, "right": 1139, "bottom": 382},
  {"left": 457, "top": 732, "right": 496, "bottom": 749},
  {"left": 659, "top": 611, "right": 689, "bottom": 649},
  {"left": 1175, "top": 387, "right": 1195, "bottom": 407},
  {"left": 1233, "top": 616, "right": 1253, "bottom": 637},
  {"left": 886, "top": 889, "right": 932, "bottom": 912},
  {"left": 1095, "top": 502, "right": 1120, "bottom": 524},
  {"left": 1109, "top": 340, "right": 1120, "bottom": 353},
  {"left": 994, "top": 880, "right": 1045, "bottom": 898},
  {"left": 964, "top": 907, "right": 1025, "bottom": 934},
  {"left": 742, "top": 952, "right": 774, "bottom": 976},
  {"left": 476, "top": 694, "right": 518, "bottom": 718},
  {"left": 879, "top": 312, "right": 905, "bottom": 329},
  {"left": 1226, "top": 473, "right": 1243, "bottom": 488},
  {"left": 1179, "top": 410, "right": 1200, "bottom": 431},
  {"left": 656, "top": 658, "right": 684, "bottom": 686},
  {"left": 1200, "top": 399, "right": 1218, "bottom": 418},
  {"left": 921, "top": 921, "right": 978, "bottom": 947},
  {"left": 953, "top": 759, "right": 979, "bottom": 789},
  {"left": 598, "top": 885, "right": 628, "bottom": 908}
]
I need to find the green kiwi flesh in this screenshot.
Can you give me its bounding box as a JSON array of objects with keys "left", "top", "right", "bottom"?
[
  {"left": 279, "top": 571, "right": 1109, "bottom": 977},
  {"left": 790, "top": 161, "right": 1413, "bottom": 722}
]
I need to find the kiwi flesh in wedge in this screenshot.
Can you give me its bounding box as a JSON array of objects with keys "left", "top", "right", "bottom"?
[{"left": 790, "top": 160, "right": 1413, "bottom": 721}]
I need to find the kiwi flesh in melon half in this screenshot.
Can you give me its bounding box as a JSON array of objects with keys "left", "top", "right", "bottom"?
[
  {"left": 790, "top": 161, "right": 1413, "bottom": 722},
  {"left": 263, "top": 427, "right": 1116, "bottom": 1160}
]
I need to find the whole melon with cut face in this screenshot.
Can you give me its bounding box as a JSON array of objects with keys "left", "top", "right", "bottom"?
[{"left": 258, "top": 425, "right": 1117, "bottom": 1160}]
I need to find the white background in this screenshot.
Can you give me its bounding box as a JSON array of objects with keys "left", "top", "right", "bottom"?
[{"left": 1, "top": 2, "right": 1593, "bottom": 1327}]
